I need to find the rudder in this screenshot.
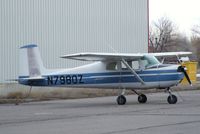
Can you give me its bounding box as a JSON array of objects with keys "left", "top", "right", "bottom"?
[{"left": 19, "top": 44, "right": 46, "bottom": 78}]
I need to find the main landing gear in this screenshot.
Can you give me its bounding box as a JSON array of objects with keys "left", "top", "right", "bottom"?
[
  {"left": 132, "top": 89, "right": 147, "bottom": 104},
  {"left": 166, "top": 87, "right": 177, "bottom": 104},
  {"left": 116, "top": 89, "right": 147, "bottom": 105},
  {"left": 117, "top": 95, "right": 126, "bottom": 105},
  {"left": 116, "top": 89, "right": 126, "bottom": 105}
]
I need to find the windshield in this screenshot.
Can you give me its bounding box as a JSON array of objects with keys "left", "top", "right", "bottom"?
[{"left": 140, "top": 55, "right": 160, "bottom": 68}]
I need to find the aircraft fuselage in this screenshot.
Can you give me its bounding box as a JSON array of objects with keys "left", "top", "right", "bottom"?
[{"left": 19, "top": 62, "right": 184, "bottom": 90}]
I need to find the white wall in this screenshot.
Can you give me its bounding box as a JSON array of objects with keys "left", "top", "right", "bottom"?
[{"left": 0, "top": 0, "right": 148, "bottom": 83}]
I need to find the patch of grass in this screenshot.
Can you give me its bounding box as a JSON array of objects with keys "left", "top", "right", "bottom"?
[
  {"left": 7, "top": 91, "right": 24, "bottom": 99},
  {"left": 0, "top": 92, "right": 25, "bottom": 105}
]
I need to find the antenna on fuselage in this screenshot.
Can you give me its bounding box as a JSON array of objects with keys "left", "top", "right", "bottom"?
[{"left": 106, "top": 40, "right": 119, "bottom": 53}]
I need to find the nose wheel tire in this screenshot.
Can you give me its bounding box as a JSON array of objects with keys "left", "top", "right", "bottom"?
[
  {"left": 167, "top": 94, "right": 177, "bottom": 104},
  {"left": 138, "top": 94, "right": 147, "bottom": 103},
  {"left": 117, "top": 95, "right": 126, "bottom": 105}
]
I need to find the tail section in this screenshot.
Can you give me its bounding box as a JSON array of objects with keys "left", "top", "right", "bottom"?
[{"left": 19, "top": 44, "right": 46, "bottom": 78}]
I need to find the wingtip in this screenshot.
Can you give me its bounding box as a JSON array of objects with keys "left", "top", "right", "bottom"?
[{"left": 60, "top": 55, "right": 67, "bottom": 58}]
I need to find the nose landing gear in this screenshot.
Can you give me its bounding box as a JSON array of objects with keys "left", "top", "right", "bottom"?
[{"left": 166, "top": 88, "right": 177, "bottom": 104}]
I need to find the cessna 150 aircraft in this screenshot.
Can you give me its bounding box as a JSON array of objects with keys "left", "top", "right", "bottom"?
[{"left": 18, "top": 44, "right": 192, "bottom": 105}]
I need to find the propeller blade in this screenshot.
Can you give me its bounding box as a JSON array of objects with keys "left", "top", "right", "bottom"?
[{"left": 177, "top": 66, "right": 192, "bottom": 86}]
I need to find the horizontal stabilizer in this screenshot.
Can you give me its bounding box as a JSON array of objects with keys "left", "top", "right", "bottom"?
[
  {"left": 6, "top": 77, "right": 45, "bottom": 82},
  {"left": 6, "top": 79, "right": 19, "bottom": 82},
  {"left": 21, "top": 76, "right": 45, "bottom": 80}
]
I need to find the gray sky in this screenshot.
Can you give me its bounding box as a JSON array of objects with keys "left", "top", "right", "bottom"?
[{"left": 149, "top": 0, "right": 200, "bottom": 36}]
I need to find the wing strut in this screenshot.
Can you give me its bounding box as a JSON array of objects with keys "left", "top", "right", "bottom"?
[{"left": 121, "top": 59, "right": 145, "bottom": 85}]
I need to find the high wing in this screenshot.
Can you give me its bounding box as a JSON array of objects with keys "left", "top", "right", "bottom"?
[
  {"left": 61, "top": 52, "right": 143, "bottom": 61},
  {"left": 61, "top": 52, "right": 192, "bottom": 61},
  {"left": 61, "top": 51, "right": 192, "bottom": 86}
]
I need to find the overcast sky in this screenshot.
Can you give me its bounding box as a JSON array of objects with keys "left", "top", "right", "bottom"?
[{"left": 149, "top": 0, "right": 200, "bottom": 36}]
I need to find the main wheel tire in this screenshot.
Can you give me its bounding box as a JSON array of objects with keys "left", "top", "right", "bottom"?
[
  {"left": 138, "top": 94, "right": 147, "bottom": 103},
  {"left": 117, "top": 95, "right": 126, "bottom": 105},
  {"left": 167, "top": 95, "right": 177, "bottom": 104}
]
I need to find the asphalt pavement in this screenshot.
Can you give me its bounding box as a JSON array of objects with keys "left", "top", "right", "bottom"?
[{"left": 1, "top": 90, "right": 200, "bottom": 134}]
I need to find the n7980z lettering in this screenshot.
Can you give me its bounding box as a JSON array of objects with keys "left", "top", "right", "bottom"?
[{"left": 47, "top": 75, "right": 84, "bottom": 85}]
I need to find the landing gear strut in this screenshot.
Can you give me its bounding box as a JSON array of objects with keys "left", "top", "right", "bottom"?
[
  {"left": 166, "top": 88, "right": 177, "bottom": 104},
  {"left": 116, "top": 89, "right": 126, "bottom": 105},
  {"left": 132, "top": 90, "right": 147, "bottom": 104},
  {"left": 116, "top": 89, "right": 148, "bottom": 105}
]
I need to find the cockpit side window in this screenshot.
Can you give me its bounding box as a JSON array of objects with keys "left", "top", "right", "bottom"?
[
  {"left": 139, "top": 57, "right": 148, "bottom": 69},
  {"left": 106, "top": 56, "right": 160, "bottom": 71},
  {"left": 131, "top": 60, "right": 139, "bottom": 70},
  {"left": 140, "top": 55, "right": 160, "bottom": 69},
  {"left": 121, "top": 60, "right": 139, "bottom": 70}
]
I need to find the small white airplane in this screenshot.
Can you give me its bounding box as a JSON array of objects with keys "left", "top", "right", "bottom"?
[{"left": 18, "top": 44, "right": 192, "bottom": 105}]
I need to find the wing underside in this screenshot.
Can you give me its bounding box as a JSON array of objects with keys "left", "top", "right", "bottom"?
[
  {"left": 61, "top": 53, "right": 143, "bottom": 61},
  {"left": 61, "top": 52, "right": 192, "bottom": 61}
]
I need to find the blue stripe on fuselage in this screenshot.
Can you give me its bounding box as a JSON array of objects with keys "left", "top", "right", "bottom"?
[
  {"left": 82, "top": 74, "right": 183, "bottom": 84},
  {"left": 18, "top": 69, "right": 178, "bottom": 79},
  {"left": 18, "top": 70, "right": 184, "bottom": 86}
]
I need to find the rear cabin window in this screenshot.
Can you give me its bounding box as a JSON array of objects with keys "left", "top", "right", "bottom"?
[{"left": 106, "top": 62, "right": 117, "bottom": 70}]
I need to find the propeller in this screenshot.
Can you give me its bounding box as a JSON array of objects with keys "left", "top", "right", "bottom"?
[{"left": 177, "top": 65, "right": 192, "bottom": 86}]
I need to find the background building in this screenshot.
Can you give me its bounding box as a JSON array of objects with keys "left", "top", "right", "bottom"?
[{"left": 0, "top": 0, "right": 149, "bottom": 83}]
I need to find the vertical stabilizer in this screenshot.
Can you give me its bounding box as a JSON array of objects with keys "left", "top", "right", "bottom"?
[{"left": 19, "top": 44, "right": 46, "bottom": 77}]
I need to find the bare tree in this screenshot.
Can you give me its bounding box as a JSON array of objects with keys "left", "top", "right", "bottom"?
[
  {"left": 149, "top": 17, "right": 177, "bottom": 52},
  {"left": 168, "top": 34, "right": 193, "bottom": 51},
  {"left": 192, "top": 25, "right": 200, "bottom": 37},
  {"left": 191, "top": 36, "right": 200, "bottom": 63},
  {"left": 150, "top": 17, "right": 195, "bottom": 63},
  {"left": 191, "top": 25, "right": 200, "bottom": 63}
]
